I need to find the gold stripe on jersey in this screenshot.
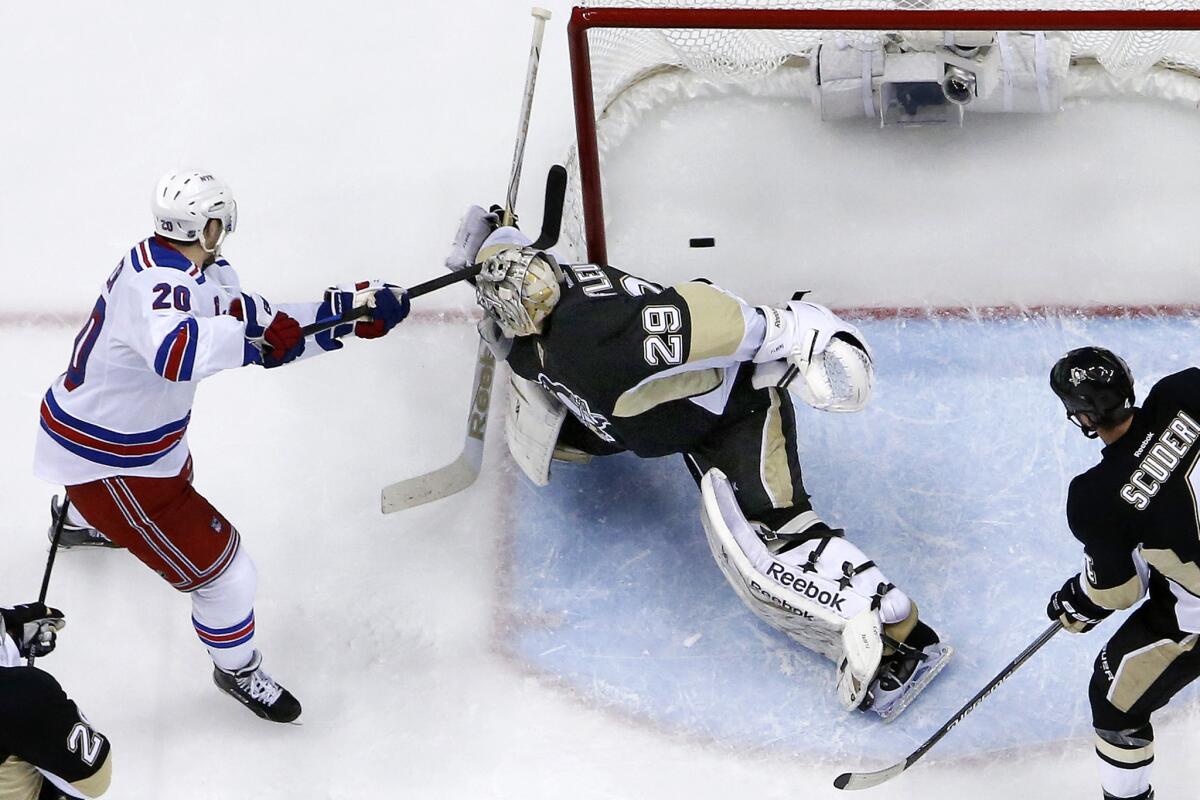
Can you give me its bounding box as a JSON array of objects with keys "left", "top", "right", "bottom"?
[
  {"left": 1093, "top": 734, "right": 1154, "bottom": 765},
  {"left": 612, "top": 369, "right": 723, "bottom": 418},
  {"left": 74, "top": 751, "right": 112, "bottom": 797},
  {"left": 760, "top": 388, "right": 793, "bottom": 507},
  {"left": 674, "top": 282, "right": 747, "bottom": 363},
  {"left": 1106, "top": 634, "right": 1198, "bottom": 712},
  {"left": 1141, "top": 549, "right": 1200, "bottom": 596},
  {"left": 1084, "top": 573, "right": 1146, "bottom": 611},
  {"left": 0, "top": 756, "right": 40, "bottom": 800}
]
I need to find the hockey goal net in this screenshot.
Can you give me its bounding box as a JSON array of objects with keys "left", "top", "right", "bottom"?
[{"left": 565, "top": 1, "right": 1200, "bottom": 266}]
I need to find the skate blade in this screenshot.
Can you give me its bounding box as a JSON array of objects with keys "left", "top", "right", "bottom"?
[{"left": 875, "top": 643, "right": 954, "bottom": 723}]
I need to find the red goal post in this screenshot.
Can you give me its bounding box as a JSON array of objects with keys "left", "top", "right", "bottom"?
[{"left": 567, "top": 3, "right": 1200, "bottom": 265}]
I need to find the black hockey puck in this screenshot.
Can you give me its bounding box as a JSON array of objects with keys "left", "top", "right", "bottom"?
[{"left": 689, "top": 237, "right": 716, "bottom": 248}]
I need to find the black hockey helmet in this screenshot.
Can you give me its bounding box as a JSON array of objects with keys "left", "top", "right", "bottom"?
[{"left": 1049, "top": 347, "right": 1135, "bottom": 438}]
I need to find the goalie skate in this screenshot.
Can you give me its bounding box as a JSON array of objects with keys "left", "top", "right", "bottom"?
[{"left": 866, "top": 637, "right": 954, "bottom": 722}]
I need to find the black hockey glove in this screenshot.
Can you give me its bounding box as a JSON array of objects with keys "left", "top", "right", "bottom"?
[
  {"left": 1047, "top": 575, "right": 1110, "bottom": 634},
  {"left": 1, "top": 602, "right": 66, "bottom": 658}
]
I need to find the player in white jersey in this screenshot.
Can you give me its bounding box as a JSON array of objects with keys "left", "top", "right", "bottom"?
[{"left": 32, "top": 170, "right": 410, "bottom": 723}]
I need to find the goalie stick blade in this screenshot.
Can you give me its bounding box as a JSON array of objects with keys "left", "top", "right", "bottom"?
[
  {"left": 380, "top": 340, "right": 496, "bottom": 514},
  {"left": 531, "top": 164, "right": 567, "bottom": 250},
  {"left": 833, "top": 761, "right": 908, "bottom": 791},
  {"left": 380, "top": 449, "right": 481, "bottom": 513}
]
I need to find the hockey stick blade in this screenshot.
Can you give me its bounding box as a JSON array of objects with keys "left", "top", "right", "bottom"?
[
  {"left": 833, "top": 761, "right": 906, "bottom": 791},
  {"left": 833, "top": 621, "right": 1062, "bottom": 791},
  {"left": 380, "top": 339, "right": 496, "bottom": 513},
  {"left": 531, "top": 164, "right": 567, "bottom": 250}
]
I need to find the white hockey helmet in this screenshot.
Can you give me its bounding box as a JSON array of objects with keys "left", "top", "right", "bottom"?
[
  {"left": 475, "top": 242, "right": 563, "bottom": 337},
  {"left": 151, "top": 170, "right": 238, "bottom": 253}
]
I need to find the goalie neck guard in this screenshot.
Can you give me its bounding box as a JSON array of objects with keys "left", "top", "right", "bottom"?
[{"left": 1050, "top": 346, "right": 1135, "bottom": 438}]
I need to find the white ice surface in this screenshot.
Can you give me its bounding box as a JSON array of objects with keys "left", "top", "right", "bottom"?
[{"left": 2, "top": 2, "right": 1200, "bottom": 798}]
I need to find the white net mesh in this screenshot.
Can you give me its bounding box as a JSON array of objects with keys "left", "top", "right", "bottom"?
[
  {"left": 564, "top": 1, "right": 1200, "bottom": 261},
  {"left": 581, "top": 0, "right": 1200, "bottom": 112}
]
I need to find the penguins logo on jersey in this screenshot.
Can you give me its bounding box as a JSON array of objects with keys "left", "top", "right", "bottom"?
[{"left": 537, "top": 374, "right": 617, "bottom": 443}]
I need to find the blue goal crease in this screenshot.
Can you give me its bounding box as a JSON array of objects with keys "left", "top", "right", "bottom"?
[{"left": 501, "top": 314, "right": 1200, "bottom": 759}]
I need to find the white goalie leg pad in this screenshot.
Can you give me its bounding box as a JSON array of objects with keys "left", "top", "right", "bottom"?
[
  {"left": 505, "top": 373, "right": 569, "bottom": 487},
  {"left": 837, "top": 609, "right": 884, "bottom": 712},
  {"left": 700, "top": 469, "right": 911, "bottom": 707}
]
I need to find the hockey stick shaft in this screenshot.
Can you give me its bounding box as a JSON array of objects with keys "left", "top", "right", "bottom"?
[
  {"left": 307, "top": 159, "right": 566, "bottom": 342},
  {"left": 298, "top": 264, "right": 483, "bottom": 340},
  {"left": 504, "top": 8, "right": 552, "bottom": 226},
  {"left": 834, "top": 620, "right": 1063, "bottom": 791},
  {"left": 379, "top": 9, "right": 552, "bottom": 513},
  {"left": 29, "top": 497, "right": 71, "bottom": 666}
]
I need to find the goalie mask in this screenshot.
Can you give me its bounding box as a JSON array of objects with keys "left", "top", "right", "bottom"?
[
  {"left": 475, "top": 244, "right": 564, "bottom": 337},
  {"left": 1050, "top": 346, "right": 1135, "bottom": 438}
]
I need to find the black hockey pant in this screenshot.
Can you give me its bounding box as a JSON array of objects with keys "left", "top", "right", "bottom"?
[
  {"left": 1089, "top": 601, "right": 1200, "bottom": 798},
  {"left": 683, "top": 387, "right": 827, "bottom": 534}
]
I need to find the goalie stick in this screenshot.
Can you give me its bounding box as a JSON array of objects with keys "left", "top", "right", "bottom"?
[
  {"left": 379, "top": 8, "right": 553, "bottom": 513},
  {"left": 833, "top": 620, "right": 1063, "bottom": 791}
]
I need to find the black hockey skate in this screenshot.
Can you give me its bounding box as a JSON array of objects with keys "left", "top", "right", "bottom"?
[
  {"left": 864, "top": 621, "right": 953, "bottom": 722},
  {"left": 213, "top": 650, "right": 302, "bottom": 723},
  {"left": 1105, "top": 789, "right": 1153, "bottom": 800},
  {"left": 49, "top": 495, "right": 119, "bottom": 549}
]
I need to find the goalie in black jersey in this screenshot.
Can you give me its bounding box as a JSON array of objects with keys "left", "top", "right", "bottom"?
[
  {"left": 1048, "top": 347, "right": 1200, "bottom": 800},
  {"left": 446, "top": 206, "right": 952, "bottom": 721}
]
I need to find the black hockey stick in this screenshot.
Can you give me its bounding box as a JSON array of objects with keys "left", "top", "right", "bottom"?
[
  {"left": 530, "top": 163, "right": 567, "bottom": 250},
  {"left": 298, "top": 264, "right": 483, "bottom": 340},
  {"left": 833, "top": 620, "right": 1063, "bottom": 791},
  {"left": 28, "top": 496, "right": 71, "bottom": 666},
  {"left": 297, "top": 164, "right": 564, "bottom": 345}
]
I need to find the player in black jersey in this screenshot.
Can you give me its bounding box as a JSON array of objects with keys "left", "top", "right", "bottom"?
[
  {"left": 444, "top": 208, "right": 952, "bottom": 720},
  {"left": 1048, "top": 346, "right": 1200, "bottom": 800},
  {"left": 0, "top": 602, "right": 111, "bottom": 799}
]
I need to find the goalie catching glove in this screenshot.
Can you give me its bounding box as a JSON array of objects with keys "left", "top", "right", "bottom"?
[
  {"left": 315, "top": 280, "right": 410, "bottom": 350},
  {"left": 752, "top": 300, "right": 874, "bottom": 413}
]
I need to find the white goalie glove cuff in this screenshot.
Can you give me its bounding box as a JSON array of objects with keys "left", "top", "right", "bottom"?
[{"left": 446, "top": 204, "right": 499, "bottom": 271}]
